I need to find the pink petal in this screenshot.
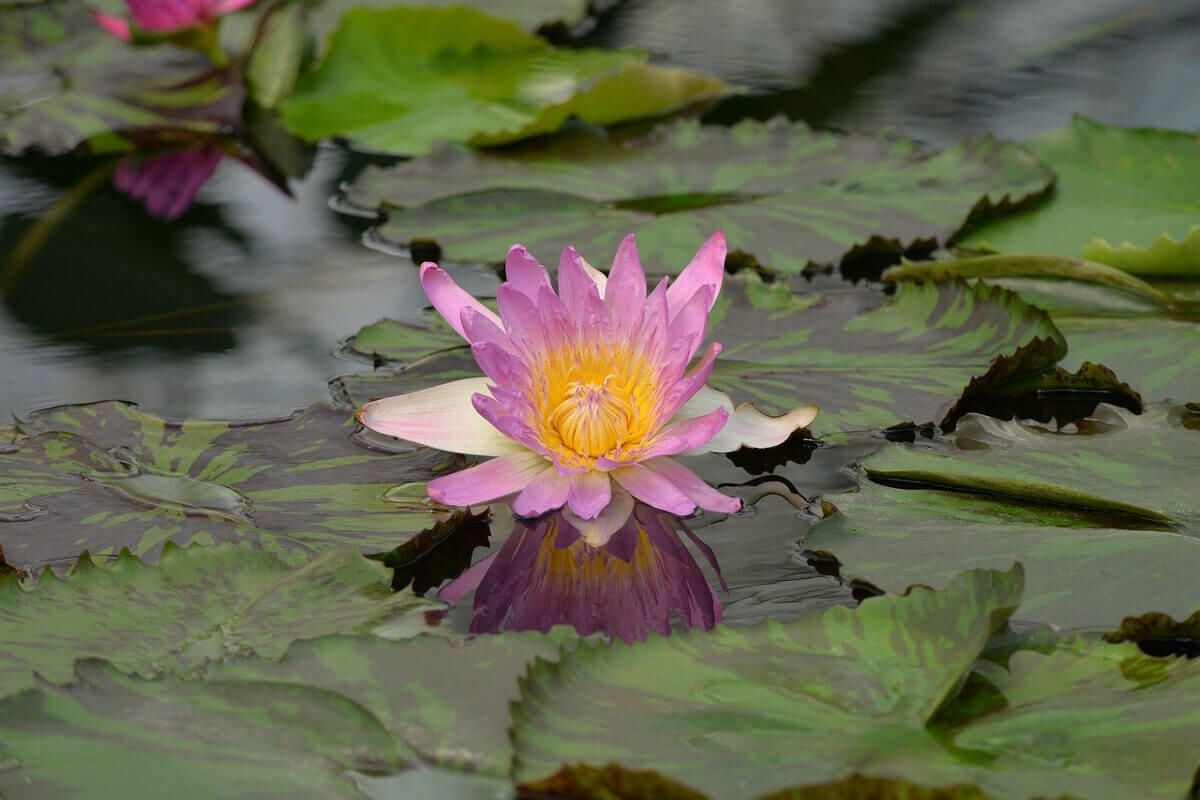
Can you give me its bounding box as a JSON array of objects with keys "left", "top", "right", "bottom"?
[
  {"left": 676, "top": 386, "right": 819, "bottom": 454},
  {"left": 642, "top": 457, "right": 741, "bottom": 513},
  {"left": 216, "top": 0, "right": 258, "bottom": 13},
  {"left": 495, "top": 284, "right": 550, "bottom": 359},
  {"left": 666, "top": 230, "right": 726, "bottom": 318},
  {"left": 659, "top": 342, "right": 721, "bottom": 421},
  {"left": 557, "top": 246, "right": 602, "bottom": 319},
  {"left": 578, "top": 255, "right": 609, "bottom": 298},
  {"left": 437, "top": 550, "right": 499, "bottom": 604},
  {"left": 358, "top": 377, "right": 522, "bottom": 456},
  {"left": 471, "top": 391, "right": 556, "bottom": 461},
  {"left": 567, "top": 470, "right": 612, "bottom": 520},
  {"left": 634, "top": 406, "right": 728, "bottom": 460},
  {"left": 564, "top": 484, "right": 635, "bottom": 546},
  {"left": 420, "top": 262, "right": 502, "bottom": 341},
  {"left": 606, "top": 234, "right": 646, "bottom": 332},
  {"left": 504, "top": 245, "right": 553, "bottom": 301},
  {"left": 667, "top": 285, "right": 714, "bottom": 361},
  {"left": 610, "top": 464, "right": 696, "bottom": 516},
  {"left": 427, "top": 451, "right": 548, "bottom": 507},
  {"left": 512, "top": 467, "right": 572, "bottom": 517},
  {"left": 94, "top": 11, "right": 133, "bottom": 39}
]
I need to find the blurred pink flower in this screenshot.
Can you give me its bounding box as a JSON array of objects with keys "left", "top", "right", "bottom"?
[
  {"left": 112, "top": 142, "right": 223, "bottom": 221},
  {"left": 95, "top": 0, "right": 257, "bottom": 40},
  {"left": 359, "top": 232, "right": 818, "bottom": 541},
  {"left": 441, "top": 504, "right": 725, "bottom": 643}
]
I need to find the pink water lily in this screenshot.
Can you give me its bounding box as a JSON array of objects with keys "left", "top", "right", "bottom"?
[
  {"left": 95, "top": 0, "right": 257, "bottom": 40},
  {"left": 113, "top": 143, "right": 224, "bottom": 220},
  {"left": 359, "top": 231, "right": 817, "bottom": 537}
]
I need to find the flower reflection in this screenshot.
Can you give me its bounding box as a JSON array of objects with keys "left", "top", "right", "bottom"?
[
  {"left": 95, "top": 0, "right": 257, "bottom": 40},
  {"left": 441, "top": 503, "right": 725, "bottom": 643},
  {"left": 113, "top": 142, "right": 224, "bottom": 221}
]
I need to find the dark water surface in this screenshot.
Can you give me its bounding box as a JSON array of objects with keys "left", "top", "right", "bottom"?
[{"left": 2, "top": 0, "right": 1198, "bottom": 421}]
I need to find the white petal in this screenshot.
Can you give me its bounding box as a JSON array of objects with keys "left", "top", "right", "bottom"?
[
  {"left": 676, "top": 385, "right": 818, "bottom": 454},
  {"left": 358, "top": 377, "right": 524, "bottom": 456}
]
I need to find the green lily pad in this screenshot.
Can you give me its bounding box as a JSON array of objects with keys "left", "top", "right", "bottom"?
[
  {"left": 511, "top": 566, "right": 1024, "bottom": 797},
  {"left": 0, "top": 661, "right": 402, "bottom": 798},
  {"left": 209, "top": 629, "right": 579, "bottom": 775},
  {"left": 0, "top": 1, "right": 243, "bottom": 155},
  {"left": 0, "top": 401, "right": 456, "bottom": 570},
  {"left": 805, "top": 405, "right": 1200, "bottom": 630},
  {"left": 511, "top": 567, "right": 1200, "bottom": 799},
  {"left": 0, "top": 543, "right": 439, "bottom": 701},
  {"left": 346, "top": 117, "right": 1053, "bottom": 274},
  {"left": 333, "top": 276, "right": 1066, "bottom": 437},
  {"left": 957, "top": 117, "right": 1200, "bottom": 275},
  {"left": 280, "top": 7, "right": 725, "bottom": 155}
]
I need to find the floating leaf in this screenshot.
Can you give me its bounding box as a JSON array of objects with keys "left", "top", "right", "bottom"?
[
  {"left": 511, "top": 567, "right": 1024, "bottom": 797},
  {"left": 1082, "top": 224, "right": 1200, "bottom": 277},
  {"left": 0, "top": 1, "right": 243, "bottom": 155},
  {"left": 280, "top": 7, "right": 725, "bottom": 155},
  {"left": 805, "top": 404, "right": 1200, "bottom": 630},
  {"left": 209, "top": 629, "right": 579, "bottom": 775},
  {"left": 0, "top": 401, "right": 455, "bottom": 570},
  {"left": 882, "top": 253, "right": 1171, "bottom": 306},
  {"left": 345, "top": 118, "right": 1053, "bottom": 273},
  {"left": 512, "top": 567, "right": 1200, "bottom": 799},
  {"left": 0, "top": 543, "right": 438, "bottom": 700},
  {"left": 334, "top": 276, "right": 1065, "bottom": 436},
  {"left": 0, "top": 661, "right": 402, "bottom": 798},
  {"left": 957, "top": 117, "right": 1200, "bottom": 275},
  {"left": 1104, "top": 610, "right": 1200, "bottom": 659}
]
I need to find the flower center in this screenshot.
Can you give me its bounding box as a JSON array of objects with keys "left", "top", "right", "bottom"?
[{"left": 549, "top": 375, "right": 633, "bottom": 458}]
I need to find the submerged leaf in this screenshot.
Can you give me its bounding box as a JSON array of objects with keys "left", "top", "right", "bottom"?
[
  {"left": 0, "top": 402, "right": 455, "bottom": 570},
  {"left": 345, "top": 118, "right": 1053, "bottom": 274},
  {"left": 0, "top": 1, "right": 243, "bottom": 155},
  {"left": 0, "top": 661, "right": 401, "bottom": 798},
  {"left": 0, "top": 544, "right": 439, "bottom": 700},
  {"left": 280, "top": 7, "right": 725, "bottom": 154},
  {"left": 958, "top": 117, "right": 1200, "bottom": 275}
]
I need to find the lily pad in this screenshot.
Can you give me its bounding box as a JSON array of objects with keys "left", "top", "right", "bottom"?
[
  {"left": 345, "top": 117, "right": 1053, "bottom": 274},
  {"left": 0, "top": 543, "right": 439, "bottom": 700},
  {"left": 0, "top": 401, "right": 456, "bottom": 570},
  {"left": 280, "top": 7, "right": 725, "bottom": 155},
  {"left": 511, "top": 566, "right": 1024, "bottom": 798},
  {"left": 209, "top": 629, "right": 579, "bottom": 775},
  {"left": 333, "top": 276, "right": 1066, "bottom": 437},
  {"left": 805, "top": 405, "right": 1200, "bottom": 630},
  {"left": 0, "top": 1, "right": 244, "bottom": 155},
  {"left": 0, "top": 661, "right": 402, "bottom": 798},
  {"left": 511, "top": 567, "right": 1200, "bottom": 799},
  {"left": 957, "top": 117, "right": 1200, "bottom": 275}
]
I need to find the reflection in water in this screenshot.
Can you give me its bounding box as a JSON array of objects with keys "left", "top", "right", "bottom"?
[
  {"left": 113, "top": 143, "right": 225, "bottom": 221},
  {"left": 442, "top": 503, "right": 725, "bottom": 642}
]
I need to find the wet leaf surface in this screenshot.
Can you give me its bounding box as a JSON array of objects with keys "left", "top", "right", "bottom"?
[
  {"left": 0, "top": 1, "right": 243, "bottom": 155},
  {"left": 958, "top": 117, "right": 1200, "bottom": 274},
  {"left": 345, "top": 118, "right": 1052, "bottom": 274},
  {"left": 0, "top": 401, "right": 456, "bottom": 570},
  {"left": 280, "top": 7, "right": 724, "bottom": 155},
  {"left": 208, "top": 629, "right": 580, "bottom": 775},
  {"left": 805, "top": 405, "right": 1200, "bottom": 630},
  {"left": 0, "top": 661, "right": 402, "bottom": 799},
  {"left": 0, "top": 543, "right": 438, "bottom": 700}
]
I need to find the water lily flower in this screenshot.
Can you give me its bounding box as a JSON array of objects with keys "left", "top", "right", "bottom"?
[
  {"left": 95, "top": 0, "right": 257, "bottom": 40},
  {"left": 113, "top": 142, "right": 224, "bottom": 221},
  {"left": 359, "top": 232, "right": 817, "bottom": 541},
  {"left": 440, "top": 504, "right": 725, "bottom": 642}
]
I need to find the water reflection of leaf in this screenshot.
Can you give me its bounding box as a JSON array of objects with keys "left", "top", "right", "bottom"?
[{"left": 370, "top": 508, "right": 491, "bottom": 595}]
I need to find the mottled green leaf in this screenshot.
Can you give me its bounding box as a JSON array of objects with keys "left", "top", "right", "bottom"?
[
  {"left": 280, "top": 7, "right": 725, "bottom": 155},
  {"left": 0, "top": 401, "right": 456, "bottom": 570},
  {"left": 805, "top": 404, "right": 1200, "bottom": 630},
  {"left": 334, "top": 276, "right": 1066, "bottom": 437},
  {"left": 208, "top": 629, "right": 579, "bottom": 775},
  {"left": 0, "top": 0, "right": 243, "bottom": 155},
  {"left": 0, "top": 661, "right": 402, "bottom": 798},
  {"left": 244, "top": 2, "right": 306, "bottom": 109},
  {"left": 958, "top": 117, "right": 1200, "bottom": 275},
  {"left": 0, "top": 543, "right": 438, "bottom": 700},
  {"left": 511, "top": 567, "right": 1024, "bottom": 798},
  {"left": 345, "top": 118, "right": 1053, "bottom": 274}
]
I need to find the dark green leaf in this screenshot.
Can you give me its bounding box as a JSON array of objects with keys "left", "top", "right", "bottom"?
[
  {"left": 0, "top": 1, "right": 243, "bottom": 155},
  {"left": 280, "top": 7, "right": 725, "bottom": 155},
  {"left": 0, "top": 401, "right": 457, "bottom": 570},
  {"left": 371, "top": 508, "right": 491, "bottom": 594},
  {"left": 519, "top": 764, "right": 709, "bottom": 800},
  {"left": 0, "top": 543, "right": 438, "bottom": 700},
  {"left": 345, "top": 118, "right": 1053, "bottom": 274}
]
